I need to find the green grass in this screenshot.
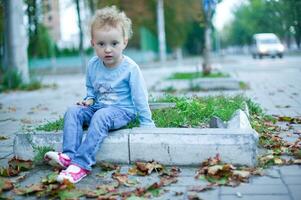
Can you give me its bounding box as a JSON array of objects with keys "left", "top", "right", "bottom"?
[
  {"left": 0, "top": 69, "right": 57, "bottom": 92},
  {"left": 36, "top": 117, "right": 64, "bottom": 132},
  {"left": 35, "top": 95, "right": 264, "bottom": 131},
  {"left": 33, "top": 146, "right": 54, "bottom": 165},
  {"left": 168, "top": 72, "right": 229, "bottom": 80},
  {"left": 151, "top": 95, "right": 249, "bottom": 127},
  {"left": 239, "top": 81, "right": 250, "bottom": 90}
]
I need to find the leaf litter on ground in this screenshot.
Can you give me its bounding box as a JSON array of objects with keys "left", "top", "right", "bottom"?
[
  {"left": 0, "top": 157, "right": 33, "bottom": 177},
  {"left": 128, "top": 160, "right": 164, "bottom": 176},
  {"left": 0, "top": 178, "right": 14, "bottom": 193},
  {"left": 98, "top": 162, "right": 121, "bottom": 172},
  {"left": 195, "top": 154, "right": 253, "bottom": 187},
  {"left": 112, "top": 172, "right": 139, "bottom": 187},
  {"left": 0, "top": 136, "right": 9, "bottom": 140}
]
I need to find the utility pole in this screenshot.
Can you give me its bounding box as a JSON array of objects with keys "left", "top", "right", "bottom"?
[
  {"left": 202, "top": 0, "right": 217, "bottom": 75},
  {"left": 75, "top": 0, "right": 86, "bottom": 73},
  {"left": 4, "top": 0, "right": 29, "bottom": 83},
  {"left": 157, "top": 0, "right": 167, "bottom": 63}
]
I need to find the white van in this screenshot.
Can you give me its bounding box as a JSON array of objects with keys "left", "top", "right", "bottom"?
[{"left": 251, "top": 33, "right": 285, "bottom": 59}]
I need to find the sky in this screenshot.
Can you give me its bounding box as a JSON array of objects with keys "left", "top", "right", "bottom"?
[
  {"left": 213, "top": 0, "right": 246, "bottom": 30},
  {"left": 59, "top": 0, "right": 245, "bottom": 42},
  {"left": 59, "top": 0, "right": 78, "bottom": 41}
]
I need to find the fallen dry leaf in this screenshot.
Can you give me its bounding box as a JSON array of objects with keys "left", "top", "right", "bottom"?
[
  {"left": 292, "top": 159, "right": 301, "bottom": 164},
  {"left": 0, "top": 178, "right": 14, "bottom": 192},
  {"left": 274, "top": 158, "right": 284, "bottom": 165},
  {"left": 111, "top": 172, "right": 138, "bottom": 187},
  {"left": 20, "top": 118, "right": 33, "bottom": 124},
  {"left": 128, "top": 161, "right": 164, "bottom": 176},
  {"left": 278, "top": 116, "right": 301, "bottom": 124},
  {"left": 232, "top": 170, "right": 251, "bottom": 178},
  {"left": 8, "top": 157, "right": 33, "bottom": 171},
  {"left": 0, "top": 135, "right": 9, "bottom": 140},
  {"left": 98, "top": 162, "right": 120, "bottom": 172},
  {"left": 14, "top": 183, "right": 44, "bottom": 195},
  {"left": 0, "top": 166, "right": 20, "bottom": 177}
]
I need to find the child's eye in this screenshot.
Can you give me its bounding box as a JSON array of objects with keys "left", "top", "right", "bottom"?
[
  {"left": 112, "top": 42, "right": 119, "bottom": 46},
  {"left": 98, "top": 42, "right": 105, "bottom": 47}
]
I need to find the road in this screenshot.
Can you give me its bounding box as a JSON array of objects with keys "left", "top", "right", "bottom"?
[{"left": 222, "top": 55, "right": 301, "bottom": 116}]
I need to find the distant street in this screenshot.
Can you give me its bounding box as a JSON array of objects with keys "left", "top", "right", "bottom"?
[
  {"left": 141, "top": 54, "right": 301, "bottom": 117},
  {"left": 221, "top": 55, "right": 301, "bottom": 116}
]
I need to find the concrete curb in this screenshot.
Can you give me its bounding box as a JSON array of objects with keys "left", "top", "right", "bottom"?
[{"left": 14, "top": 127, "right": 258, "bottom": 166}]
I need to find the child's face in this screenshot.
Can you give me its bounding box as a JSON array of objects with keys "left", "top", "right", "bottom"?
[{"left": 91, "top": 25, "right": 128, "bottom": 68}]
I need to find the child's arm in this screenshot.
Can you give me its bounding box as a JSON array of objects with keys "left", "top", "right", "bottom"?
[{"left": 130, "top": 66, "right": 155, "bottom": 127}]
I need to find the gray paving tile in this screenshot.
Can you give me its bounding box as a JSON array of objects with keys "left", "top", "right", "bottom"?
[
  {"left": 221, "top": 194, "right": 291, "bottom": 200},
  {"left": 283, "top": 176, "right": 301, "bottom": 185},
  {"left": 175, "top": 176, "right": 207, "bottom": 187},
  {"left": 153, "top": 186, "right": 187, "bottom": 200},
  {"left": 288, "top": 185, "right": 301, "bottom": 200},
  {"left": 263, "top": 168, "right": 281, "bottom": 178},
  {"left": 221, "top": 184, "right": 288, "bottom": 195},
  {"left": 250, "top": 176, "right": 283, "bottom": 185},
  {"left": 279, "top": 165, "right": 301, "bottom": 176},
  {"left": 178, "top": 167, "right": 197, "bottom": 177}
]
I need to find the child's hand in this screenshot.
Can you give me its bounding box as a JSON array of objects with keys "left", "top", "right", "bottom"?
[{"left": 76, "top": 99, "right": 94, "bottom": 106}]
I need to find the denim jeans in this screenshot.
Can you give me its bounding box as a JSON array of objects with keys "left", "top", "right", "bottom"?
[{"left": 62, "top": 105, "right": 135, "bottom": 171}]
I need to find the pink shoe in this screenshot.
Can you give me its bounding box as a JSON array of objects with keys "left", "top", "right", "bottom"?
[
  {"left": 56, "top": 164, "right": 90, "bottom": 183},
  {"left": 44, "top": 151, "right": 71, "bottom": 169}
]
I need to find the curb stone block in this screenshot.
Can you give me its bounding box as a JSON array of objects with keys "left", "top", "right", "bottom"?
[
  {"left": 13, "top": 132, "right": 63, "bottom": 161},
  {"left": 96, "top": 129, "right": 130, "bottom": 163},
  {"left": 129, "top": 128, "right": 258, "bottom": 166},
  {"left": 227, "top": 109, "right": 252, "bottom": 129}
]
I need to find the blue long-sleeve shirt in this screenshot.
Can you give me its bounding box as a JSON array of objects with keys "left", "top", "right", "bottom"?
[{"left": 84, "top": 55, "right": 155, "bottom": 127}]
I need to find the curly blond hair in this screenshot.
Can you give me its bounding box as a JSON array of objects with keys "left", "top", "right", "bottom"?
[{"left": 90, "top": 6, "right": 133, "bottom": 39}]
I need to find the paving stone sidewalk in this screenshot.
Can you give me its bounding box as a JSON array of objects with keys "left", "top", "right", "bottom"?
[{"left": 0, "top": 55, "right": 301, "bottom": 199}]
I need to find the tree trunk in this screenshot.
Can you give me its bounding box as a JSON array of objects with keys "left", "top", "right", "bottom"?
[
  {"left": 75, "top": 0, "right": 86, "bottom": 73},
  {"left": 157, "top": 0, "right": 167, "bottom": 63},
  {"left": 202, "top": 5, "right": 212, "bottom": 75},
  {"left": 4, "top": 0, "right": 29, "bottom": 83}
]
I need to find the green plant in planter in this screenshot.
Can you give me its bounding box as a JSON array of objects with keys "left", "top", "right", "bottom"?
[
  {"left": 152, "top": 95, "right": 247, "bottom": 127},
  {"left": 168, "top": 72, "right": 229, "bottom": 80}
]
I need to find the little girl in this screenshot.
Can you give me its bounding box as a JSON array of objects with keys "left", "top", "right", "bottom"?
[{"left": 44, "top": 6, "right": 155, "bottom": 183}]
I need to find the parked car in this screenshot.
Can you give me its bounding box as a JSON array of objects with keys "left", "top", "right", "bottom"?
[{"left": 251, "top": 33, "right": 285, "bottom": 59}]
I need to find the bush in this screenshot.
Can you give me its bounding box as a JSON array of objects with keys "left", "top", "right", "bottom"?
[{"left": 0, "top": 69, "right": 42, "bottom": 92}]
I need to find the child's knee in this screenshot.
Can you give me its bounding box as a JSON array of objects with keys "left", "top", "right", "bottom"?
[{"left": 65, "top": 105, "right": 81, "bottom": 116}]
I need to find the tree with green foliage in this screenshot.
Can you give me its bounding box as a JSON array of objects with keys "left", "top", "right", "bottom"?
[
  {"left": 25, "top": 0, "right": 55, "bottom": 58},
  {"left": 223, "top": 0, "right": 301, "bottom": 49}
]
